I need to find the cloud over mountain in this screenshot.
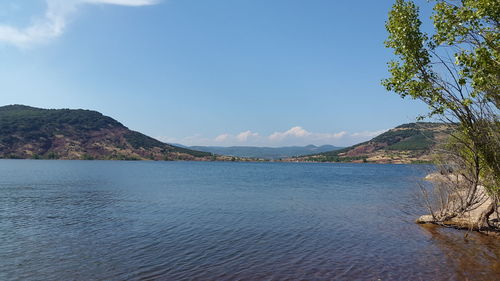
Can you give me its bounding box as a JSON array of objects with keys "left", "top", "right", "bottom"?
[{"left": 159, "top": 127, "right": 388, "bottom": 147}]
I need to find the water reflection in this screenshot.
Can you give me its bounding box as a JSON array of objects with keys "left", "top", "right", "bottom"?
[{"left": 420, "top": 224, "right": 500, "bottom": 280}]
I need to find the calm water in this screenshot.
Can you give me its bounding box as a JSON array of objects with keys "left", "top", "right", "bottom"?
[{"left": 0, "top": 160, "right": 498, "bottom": 281}]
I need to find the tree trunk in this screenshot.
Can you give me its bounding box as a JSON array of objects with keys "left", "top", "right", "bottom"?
[{"left": 476, "top": 201, "right": 495, "bottom": 230}]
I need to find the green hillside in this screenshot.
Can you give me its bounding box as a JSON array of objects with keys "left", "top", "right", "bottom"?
[
  {"left": 0, "top": 105, "right": 212, "bottom": 160},
  {"left": 288, "top": 122, "right": 454, "bottom": 164}
]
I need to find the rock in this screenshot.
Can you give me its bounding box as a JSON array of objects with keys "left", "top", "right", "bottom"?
[
  {"left": 424, "top": 172, "right": 465, "bottom": 183},
  {"left": 416, "top": 182, "right": 499, "bottom": 230},
  {"left": 416, "top": 215, "right": 435, "bottom": 224}
]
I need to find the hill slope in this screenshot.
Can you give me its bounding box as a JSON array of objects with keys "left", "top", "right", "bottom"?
[
  {"left": 0, "top": 105, "right": 213, "bottom": 160},
  {"left": 187, "top": 145, "right": 343, "bottom": 160},
  {"left": 287, "top": 123, "right": 454, "bottom": 164}
]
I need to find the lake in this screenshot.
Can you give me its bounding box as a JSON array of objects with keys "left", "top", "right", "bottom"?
[{"left": 0, "top": 160, "right": 498, "bottom": 280}]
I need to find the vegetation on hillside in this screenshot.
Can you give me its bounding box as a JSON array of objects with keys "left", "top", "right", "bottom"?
[
  {"left": 0, "top": 105, "right": 212, "bottom": 160},
  {"left": 290, "top": 122, "right": 452, "bottom": 164}
]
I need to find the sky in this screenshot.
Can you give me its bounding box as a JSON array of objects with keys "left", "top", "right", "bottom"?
[{"left": 0, "top": 0, "right": 434, "bottom": 147}]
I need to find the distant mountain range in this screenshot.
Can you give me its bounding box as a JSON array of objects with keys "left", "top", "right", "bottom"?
[
  {"left": 180, "top": 145, "right": 344, "bottom": 160},
  {"left": 286, "top": 123, "right": 454, "bottom": 164},
  {"left": 0, "top": 105, "right": 214, "bottom": 160}
]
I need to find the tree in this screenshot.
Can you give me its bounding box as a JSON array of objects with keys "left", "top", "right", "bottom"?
[{"left": 383, "top": 0, "right": 499, "bottom": 230}]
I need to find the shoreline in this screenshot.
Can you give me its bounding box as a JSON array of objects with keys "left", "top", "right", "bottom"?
[
  {"left": 0, "top": 157, "right": 434, "bottom": 165},
  {"left": 417, "top": 172, "right": 499, "bottom": 236}
]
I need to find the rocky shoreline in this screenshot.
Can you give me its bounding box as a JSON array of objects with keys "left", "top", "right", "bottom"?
[{"left": 416, "top": 173, "right": 499, "bottom": 236}]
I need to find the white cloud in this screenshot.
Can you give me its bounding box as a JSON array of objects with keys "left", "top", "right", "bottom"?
[
  {"left": 157, "top": 127, "right": 389, "bottom": 147},
  {"left": 268, "top": 127, "right": 351, "bottom": 145},
  {"left": 0, "top": 0, "right": 159, "bottom": 47},
  {"left": 269, "top": 126, "right": 311, "bottom": 141},
  {"left": 236, "top": 130, "right": 259, "bottom": 142},
  {"left": 215, "top": 133, "right": 230, "bottom": 142}
]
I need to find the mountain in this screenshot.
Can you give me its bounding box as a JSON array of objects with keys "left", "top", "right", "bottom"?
[
  {"left": 187, "top": 145, "right": 344, "bottom": 160},
  {"left": 0, "top": 105, "right": 214, "bottom": 160},
  {"left": 286, "top": 122, "right": 454, "bottom": 164}
]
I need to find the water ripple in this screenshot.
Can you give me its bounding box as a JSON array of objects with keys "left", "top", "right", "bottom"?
[{"left": 0, "top": 160, "right": 498, "bottom": 281}]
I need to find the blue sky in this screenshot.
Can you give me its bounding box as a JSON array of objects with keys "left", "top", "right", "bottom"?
[{"left": 0, "top": 0, "right": 433, "bottom": 146}]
